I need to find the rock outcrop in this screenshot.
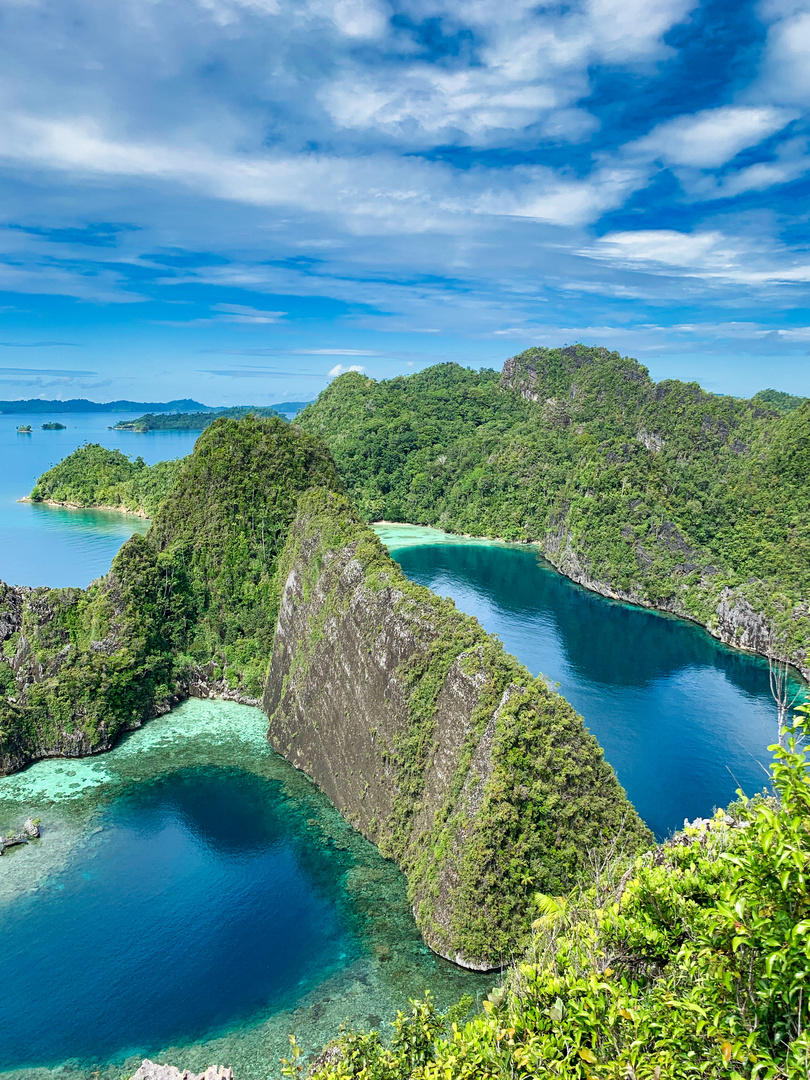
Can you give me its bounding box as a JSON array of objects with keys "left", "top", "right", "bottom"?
[
  {"left": 0, "top": 817, "right": 40, "bottom": 854},
  {"left": 264, "top": 490, "right": 651, "bottom": 969},
  {"left": 129, "top": 1061, "right": 233, "bottom": 1080}
]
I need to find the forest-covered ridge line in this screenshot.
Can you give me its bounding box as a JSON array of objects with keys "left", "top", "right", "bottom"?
[
  {"left": 22, "top": 344, "right": 810, "bottom": 680},
  {"left": 296, "top": 345, "right": 810, "bottom": 680}
]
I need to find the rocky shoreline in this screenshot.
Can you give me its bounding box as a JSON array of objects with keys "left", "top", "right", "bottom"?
[
  {"left": 19, "top": 496, "right": 150, "bottom": 519},
  {"left": 130, "top": 1061, "right": 233, "bottom": 1080},
  {"left": 374, "top": 521, "right": 809, "bottom": 682}
]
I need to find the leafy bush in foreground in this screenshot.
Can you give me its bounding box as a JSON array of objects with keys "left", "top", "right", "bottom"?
[{"left": 295, "top": 708, "right": 810, "bottom": 1079}]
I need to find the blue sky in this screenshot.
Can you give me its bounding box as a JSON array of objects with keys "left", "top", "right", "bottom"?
[{"left": 0, "top": 0, "right": 808, "bottom": 404}]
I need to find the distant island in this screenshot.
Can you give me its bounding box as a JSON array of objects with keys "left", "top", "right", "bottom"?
[
  {"left": 0, "top": 397, "right": 214, "bottom": 414},
  {"left": 16, "top": 424, "right": 32, "bottom": 433},
  {"left": 113, "top": 405, "right": 286, "bottom": 432},
  {"left": 41, "top": 421, "right": 66, "bottom": 430}
]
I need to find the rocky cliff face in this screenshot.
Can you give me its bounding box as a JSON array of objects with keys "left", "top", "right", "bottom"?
[
  {"left": 538, "top": 524, "right": 809, "bottom": 681},
  {"left": 499, "top": 351, "right": 810, "bottom": 682},
  {"left": 264, "top": 490, "right": 651, "bottom": 969}
]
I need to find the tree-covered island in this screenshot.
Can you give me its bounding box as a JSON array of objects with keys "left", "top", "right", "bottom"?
[{"left": 3, "top": 347, "right": 809, "bottom": 1077}]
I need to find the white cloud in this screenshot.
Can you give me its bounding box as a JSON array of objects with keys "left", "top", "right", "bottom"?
[
  {"left": 630, "top": 106, "right": 795, "bottom": 169},
  {"left": 585, "top": 229, "right": 810, "bottom": 285},
  {"left": 328, "top": 363, "right": 366, "bottom": 376},
  {"left": 759, "top": 9, "right": 810, "bottom": 104},
  {"left": 213, "top": 303, "right": 285, "bottom": 322},
  {"left": 319, "top": 0, "right": 695, "bottom": 145}
]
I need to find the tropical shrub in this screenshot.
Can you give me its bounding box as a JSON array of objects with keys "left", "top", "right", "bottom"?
[{"left": 299, "top": 706, "right": 810, "bottom": 1079}]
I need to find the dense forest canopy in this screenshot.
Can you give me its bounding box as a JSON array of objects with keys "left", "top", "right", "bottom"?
[
  {"left": 298, "top": 345, "right": 810, "bottom": 670},
  {"left": 3, "top": 417, "right": 342, "bottom": 771},
  {"left": 112, "top": 405, "right": 284, "bottom": 431},
  {"left": 302, "top": 712, "right": 810, "bottom": 1080},
  {"left": 29, "top": 444, "right": 182, "bottom": 517}
]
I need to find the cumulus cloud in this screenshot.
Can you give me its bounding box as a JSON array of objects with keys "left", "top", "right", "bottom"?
[
  {"left": 328, "top": 363, "right": 366, "bottom": 376},
  {"left": 0, "top": 0, "right": 807, "bottom": 394},
  {"left": 759, "top": 8, "right": 810, "bottom": 105}
]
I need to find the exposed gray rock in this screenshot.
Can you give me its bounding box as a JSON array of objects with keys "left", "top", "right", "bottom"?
[
  {"left": 263, "top": 493, "right": 651, "bottom": 969},
  {"left": 0, "top": 818, "right": 41, "bottom": 853},
  {"left": 129, "top": 1060, "right": 233, "bottom": 1080}
]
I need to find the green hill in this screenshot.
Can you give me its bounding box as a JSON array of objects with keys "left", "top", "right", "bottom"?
[
  {"left": 112, "top": 405, "right": 284, "bottom": 431},
  {"left": 29, "top": 444, "right": 182, "bottom": 516},
  {"left": 298, "top": 346, "right": 810, "bottom": 678}
]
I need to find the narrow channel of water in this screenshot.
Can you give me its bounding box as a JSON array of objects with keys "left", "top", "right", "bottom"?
[
  {"left": 375, "top": 524, "right": 805, "bottom": 838},
  {"left": 0, "top": 699, "right": 485, "bottom": 1080}
]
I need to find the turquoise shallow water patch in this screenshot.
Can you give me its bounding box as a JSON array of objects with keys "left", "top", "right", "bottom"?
[{"left": 0, "top": 699, "right": 486, "bottom": 1080}]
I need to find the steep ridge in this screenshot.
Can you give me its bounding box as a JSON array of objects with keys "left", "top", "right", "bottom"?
[
  {"left": 298, "top": 346, "right": 810, "bottom": 678},
  {"left": 0, "top": 415, "right": 341, "bottom": 772},
  {"left": 265, "top": 489, "right": 650, "bottom": 968}
]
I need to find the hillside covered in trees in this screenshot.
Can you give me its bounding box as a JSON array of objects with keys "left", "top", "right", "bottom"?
[
  {"left": 298, "top": 346, "right": 810, "bottom": 677},
  {"left": 112, "top": 405, "right": 284, "bottom": 431},
  {"left": 29, "top": 444, "right": 183, "bottom": 517},
  {"left": 299, "top": 711, "right": 810, "bottom": 1080}
]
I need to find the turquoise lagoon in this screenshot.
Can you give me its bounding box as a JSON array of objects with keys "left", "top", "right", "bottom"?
[
  {"left": 0, "top": 700, "right": 485, "bottom": 1079},
  {"left": 0, "top": 440, "right": 805, "bottom": 1078}
]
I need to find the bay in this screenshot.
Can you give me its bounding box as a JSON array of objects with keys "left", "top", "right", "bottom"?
[
  {"left": 376, "top": 525, "right": 805, "bottom": 839},
  {"left": 0, "top": 699, "right": 484, "bottom": 1080}
]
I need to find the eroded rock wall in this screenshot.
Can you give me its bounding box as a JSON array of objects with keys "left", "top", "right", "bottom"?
[{"left": 264, "top": 490, "right": 652, "bottom": 969}]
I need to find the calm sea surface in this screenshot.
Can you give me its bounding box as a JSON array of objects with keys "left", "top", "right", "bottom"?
[
  {"left": 0, "top": 429, "right": 803, "bottom": 1078},
  {"left": 0, "top": 411, "right": 197, "bottom": 588},
  {"left": 376, "top": 524, "right": 804, "bottom": 840},
  {"left": 0, "top": 701, "right": 484, "bottom": 1080}
]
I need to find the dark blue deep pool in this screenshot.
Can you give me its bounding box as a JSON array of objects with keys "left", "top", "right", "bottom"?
[{"left": 387, "top": 537, "right": 805, "bottom": 838}]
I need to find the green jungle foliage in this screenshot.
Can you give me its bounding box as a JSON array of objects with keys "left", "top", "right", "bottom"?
[
  {"left": 1, "top": 417, "right": 342, "bottom": 768},
  {"left": 112, "top": 405, "right": 283, "bottom": 431},
  {"left": 293, "top": 709, "right": 810, "bottom": 1080},
  {"left": 271, "top": 489, "right": 651, "bottom": 963},
  {"left": 29, "top": 443, "right": 182, "bottom": 517},
  {"left": 41, "top": 422, "right": 66, "bottom": 430},
  {"left": 752, "top": 389, "right": 809, "bottom": 414},
  {"left": 298, "top": 347, "right": 810, "bottom": 665}
]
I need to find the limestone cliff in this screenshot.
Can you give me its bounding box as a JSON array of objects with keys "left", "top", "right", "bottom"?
[
  {"left": 264, "top": 490, "right": 652, "bottom": 969},
  {"left": 500, "top": 350, "right": 810, "bottom": 681}
]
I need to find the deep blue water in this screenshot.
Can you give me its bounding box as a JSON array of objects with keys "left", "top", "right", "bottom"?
[
  {"left": 0, "top": 411, "right": 198, "bottom": 588},
  {"left": 388, "top": 540, "right": 803, "bottom": 838},
  {"left": 0, "top": 424, "right": 805, "bottom": 1077},
  {"left": 0, "top": 768, "right": 354, "bottom": 1066}
]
